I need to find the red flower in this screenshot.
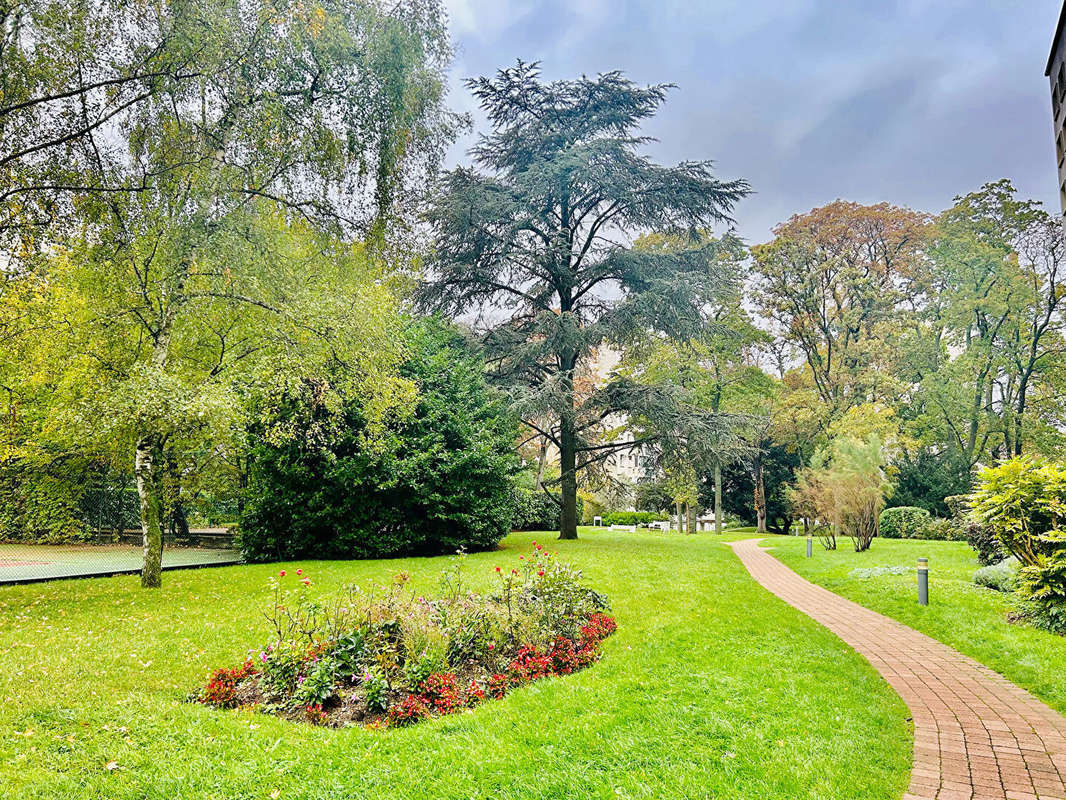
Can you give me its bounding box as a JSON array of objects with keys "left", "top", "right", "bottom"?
[
  {"left": 487, "top": 673, "right": 509, "bottom": 699},
  {"left": 537, "top": 570, "right": 545, "bottom": 577},
  {"left": 465, "top": 679, "right": 485, "bottom": 706},
  {"left": 508, "top": 644, "right": 551, "bottom": 683},
  {"left": 199, "top": 660, "right": 258, "bottom": 707},
  {"left": 386, "top": 694, "right": 430, "bottom": 726},
  {"left": 296, "top": 569, "right": 302, "bottom": 575},
  {"left": 279, "top": 570, "right": 286, "bottom": 577}
]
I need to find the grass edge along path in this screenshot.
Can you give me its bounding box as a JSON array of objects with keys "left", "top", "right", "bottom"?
[
  {"left": 769, "top": 535, "right": 1066, "bottom": 718},
  {"left": 732, "top": 537, "right": 1066, "bottom": 800},
  {"left": 0, "top": 529, "right": 910, "bottom": 800}
]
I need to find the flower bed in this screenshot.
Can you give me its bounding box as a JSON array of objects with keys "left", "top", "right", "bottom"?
[{"left": 195, "top": 544, "right": 616, "bottom": 727}]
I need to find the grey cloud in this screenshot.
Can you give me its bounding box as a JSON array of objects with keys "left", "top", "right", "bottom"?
[{"left": 445, "top": 0, "right": 1062, "bottom": 244}]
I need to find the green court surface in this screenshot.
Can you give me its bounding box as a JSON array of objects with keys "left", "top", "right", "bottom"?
[{"left": 0, "top": 543, "right": 240, "bottom": 584}]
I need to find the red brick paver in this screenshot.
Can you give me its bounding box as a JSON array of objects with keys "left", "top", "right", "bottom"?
[{"left": 728, "top": 538, "right": 1066, "bottom": 800}]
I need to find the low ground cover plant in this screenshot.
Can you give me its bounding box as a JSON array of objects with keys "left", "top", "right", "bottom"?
[
  {"left": 973, "top": 557, "right": 1020, "bottom": 593},
  {"left": 196, "top": 545, "right": 616, "bottom": 727}
]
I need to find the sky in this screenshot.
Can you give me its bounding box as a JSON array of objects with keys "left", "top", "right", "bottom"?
[{"left": 442, "top": 0, "right": 1061, "bottom": 245}]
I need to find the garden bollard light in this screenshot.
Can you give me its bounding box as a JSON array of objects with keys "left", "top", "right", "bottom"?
[
  {"left": 918, "top": 557, "right": 928, "bottom": 606},
  {"left": 806, "top": 534, "right": 812, "bottom": 558}
]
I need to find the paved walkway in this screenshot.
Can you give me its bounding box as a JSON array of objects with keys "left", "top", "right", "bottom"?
[{"left": 728, "top": 538, "right": 1066, "bottom": 800}]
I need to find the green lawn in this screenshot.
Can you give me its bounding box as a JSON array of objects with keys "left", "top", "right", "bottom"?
[
  {"left": 769, "top": 535, "right": 1066, "bottom": 714},
  {"left": 0, "top": 529, "right": 911, "bottom": 800}
]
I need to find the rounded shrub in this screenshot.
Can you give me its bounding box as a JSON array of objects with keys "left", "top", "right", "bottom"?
[
  {"left": 879, "top": 506, "right": 932, "bottom": 539},
  {"left": 238, "top": 319, "right": 518, "bottom": 561}
]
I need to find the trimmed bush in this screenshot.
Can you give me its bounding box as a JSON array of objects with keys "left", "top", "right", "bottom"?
[
  {"left": 239, "top": 319, "right": 518, "bottom": 561},
  {"left": 600, "top": 511, "right": 667, "bottom": 526},
  {"left": 925, "top": 518, "right": 966, "bottom": 542},
  {"left": 879, "top": 506, "right": 932, "bottom": 539},
  {"left": 973, "top": 557, "right": 1019, "bottom": 592}
]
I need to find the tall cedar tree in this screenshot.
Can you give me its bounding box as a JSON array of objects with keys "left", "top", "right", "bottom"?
[{"left": 420, "top": 63, "right": 749, "bottom": 539}]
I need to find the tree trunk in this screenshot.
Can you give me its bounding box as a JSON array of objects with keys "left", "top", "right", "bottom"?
[
  {"left": 135, "top": 436, "right": 164, "bottom": 589},
  {"left": 754, "top": 460, "right": 767, "bottom": 534},
  {"left": 137, "top": 299, "right": 176, "bottom": 588},
  {"left": 558, "top": 419, "right": 578, "bottom": 540},
  {"left": 687, "top": 502, "right": 696, "bottom": 536},
  {"left": 714, "top": 462, "right": 723, "bottom": 535},
  {"left": 675, "top": 499, "right": 683, "bottom": 533},
  {"left": 1014, "top": 370, "right": 1030, "bottom": 457},
  {"left": 535, "top": 437, "right": 548, "bottom": 490}
]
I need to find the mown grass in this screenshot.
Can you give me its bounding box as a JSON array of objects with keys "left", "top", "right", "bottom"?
[
  {"left": 769, "top": 535, "right": 1066, "bottom": 714},
  {"left": 0, "top": 529, "right": 911, "bottom": 800}
]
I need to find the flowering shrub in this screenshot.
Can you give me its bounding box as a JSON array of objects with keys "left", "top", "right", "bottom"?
[
  {"left": 508, "top": 644, "right": 551, "bottom": 683},
  {"left": 201, "top": 661, "right": 258, "bottom": 707},
  {"left": 418, "top": 673, "right": 462, "bottom": 714},
  {"left": 386, "top": 694, "right": 431, "bottom": 726},
  {"left": 581, "top": 612, "right": 618, "bottom": 643},
  {"left": 196, "top": 545, "right": 616, "bottom": 727},
  {"left": 486, "top": 673, "right": 508, "bottom": 699}
]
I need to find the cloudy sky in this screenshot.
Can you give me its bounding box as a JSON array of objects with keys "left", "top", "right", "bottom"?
[{"left": 443, "top": 0, "right": 1061, "bottom": 244}]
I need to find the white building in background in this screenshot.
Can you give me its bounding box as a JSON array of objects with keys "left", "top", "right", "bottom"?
[
  {"left": 525, "top": 346, "right": 653, "bottom": 510},
  {"left": 585, "top": 347, "right": 651, "bottom": 489}
]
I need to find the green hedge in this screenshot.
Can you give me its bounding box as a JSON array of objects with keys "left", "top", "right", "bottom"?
[
  {"left": 879, "top": 506, "right": 931, "bottom": 539},
  {"left": 879, "top": 507, "right": 964, "bottom": 541},
  {"left": 600, "top": 511, "right": 668, "bottom": 526}
]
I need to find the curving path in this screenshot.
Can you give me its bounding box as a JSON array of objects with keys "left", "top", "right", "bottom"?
[{"left": 728, "top": 538, "right": 1066, "bottom": 800}]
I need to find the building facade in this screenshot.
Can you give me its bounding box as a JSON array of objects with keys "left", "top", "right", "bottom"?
[{"left": 1047, "top": 1, "right": 1066, "bottom": 215}]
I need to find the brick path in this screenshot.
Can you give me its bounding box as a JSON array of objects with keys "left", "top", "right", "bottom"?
[{"left": 728, "top": 538, "right": 1066, "bottom": 800}]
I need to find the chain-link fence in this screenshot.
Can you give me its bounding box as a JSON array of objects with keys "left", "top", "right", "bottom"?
[{"left": 0, "top": 469, "right": 241, "bottom": 585}]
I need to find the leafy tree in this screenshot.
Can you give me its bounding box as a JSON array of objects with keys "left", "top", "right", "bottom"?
[
  {"left": 621, "top": 241, "right": 768, "bottom": 533},
  {"left": 751, "top": 201, "right": 929, "bottom": 420},
  {"left": 888, "top": 448, "right": 971, "bottom": 517},
  {"left": 710, "top": 440, "right": 801, "bottom": 535},
  {"left": 419, "top": 62, "right": 749, "bottom": 539},
  {"left": 0, "top": 0, "right": 455, "bottom": 250},
  {"left": 1, "top": 0, "right": 456, "bottom": 586},
  {"left": 818, "top": 434, "right": 892, "bottom": 552},
  {"left": 239, "top": 319, "right": 519, "bottom": 561},
  {"left": 908, "top": 181, "right": 1065, "bottom": 467}
]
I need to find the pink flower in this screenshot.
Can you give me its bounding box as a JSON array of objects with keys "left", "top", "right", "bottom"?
[{"left": 296, "top": 569, "right": 302, "bottom": 575}]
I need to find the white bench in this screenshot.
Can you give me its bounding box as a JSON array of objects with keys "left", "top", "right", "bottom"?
[{"left": 608, "top": 524, "right": 637, "bottom": 532}]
